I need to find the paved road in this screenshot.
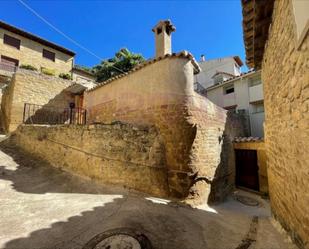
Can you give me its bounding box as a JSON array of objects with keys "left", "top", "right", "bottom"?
[{"left": 0, "top": 138, "right": 296, "bottom": 249}]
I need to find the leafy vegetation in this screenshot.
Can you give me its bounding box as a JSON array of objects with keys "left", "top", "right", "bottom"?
[
  {"left": 20, "top": 64, "right": 37, "bottom": 71},
  {"left": 74, "top": 65, "right": 93, "bottom": 73},
  {"left": 41, "top": 67, "right": 55, "bottom": 76},
  {"left": 92, "top": 48, "right": 145, "bottom": 82},
  {"left": 59, "top": 73, "right": 72, "bottom": 80}
]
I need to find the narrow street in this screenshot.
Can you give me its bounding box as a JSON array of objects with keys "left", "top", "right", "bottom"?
[{"left": 0, "top": 137, "right": 296, "bottom": 249}]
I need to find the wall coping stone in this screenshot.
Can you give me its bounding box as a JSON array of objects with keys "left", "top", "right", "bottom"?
[{"left": 87, "top": 50, "right": 201, "bottom": 93}]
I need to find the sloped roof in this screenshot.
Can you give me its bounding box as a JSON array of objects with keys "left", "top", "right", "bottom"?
[
  {"left": 211, "top": 71, "right": 235, "bottom": 79},
  {"left": 0, "top": 20, "right": 75, "bottom": 56},
  {"left": 233, "top": 56, "right": 244, "bottom": 67},
  {"left": 72, "top": 65, "right": 95, "bottom": 78},
  {"left": 206, "top": 70, "right": 260, "bottom": 90},
  {"left": 87, "top": 51, "right": 201, "bottom": 92}
]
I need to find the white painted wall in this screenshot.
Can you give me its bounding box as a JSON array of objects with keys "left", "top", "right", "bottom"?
[
  {"left": 249, "top": 84, "right": 263, "bottom": 103},
  {"left": 195, "top": 57, "right": 241, "bottom": 88},
  {"left": 250, "top": 111, "right": 264, "bottom": 137},
  {"left": 206, "top": 71, "right": 264, "bottom": 137}
]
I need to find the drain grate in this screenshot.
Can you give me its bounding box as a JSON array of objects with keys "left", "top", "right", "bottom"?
[
  {"left": 235, "top": 195, "right": 260, "bottom": 206},
  {"left": 82, "top": 228, "right": 152, "bottom": 249}
]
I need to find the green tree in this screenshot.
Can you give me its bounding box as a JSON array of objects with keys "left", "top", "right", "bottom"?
[{"left": 93, "top": 48, "right": 145, "bottom": 82}]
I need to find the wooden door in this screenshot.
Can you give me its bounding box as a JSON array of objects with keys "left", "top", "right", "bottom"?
[{"left": 235, "top": 149, "right": 259, "bottom": 191}]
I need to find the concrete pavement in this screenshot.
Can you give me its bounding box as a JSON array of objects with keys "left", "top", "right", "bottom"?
[{"left": 0, "top": 138, "right": 296, "bottom": 249}]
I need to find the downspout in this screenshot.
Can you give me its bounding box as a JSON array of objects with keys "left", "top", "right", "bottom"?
[{"left": 71, "top": 57, "right": 74, "bottom": 79}]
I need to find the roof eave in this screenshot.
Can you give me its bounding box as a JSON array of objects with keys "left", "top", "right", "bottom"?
[
  {"left": 241, "top": 0, "right": 275, "bottom": 69},
  {"left": 0, "top": 20, "right": 75, "bottom": 56}
]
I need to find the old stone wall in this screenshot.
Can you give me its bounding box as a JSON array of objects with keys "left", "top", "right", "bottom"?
[
  {"left": 204, "top": 111, "right": 249, "bottom": 203},
  {"left": 13, "top": 124, "right": 168, "bottom": 197},
  {"left": 85, "top": 56, "right": 237, "bottom": 203},
  {"left": 262, "top": 0, "right": 309, "bottom": 247},
  {"left": 0, "top": 28, "right": 73, "bottom": 75},
  {"left": 1, "top": 69, "right": 74, "bottom": 132}
]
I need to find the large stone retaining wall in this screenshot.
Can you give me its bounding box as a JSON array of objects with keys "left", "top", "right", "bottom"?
[
  {"left": 85, "top": 56, "right": 241, "bottom": 203},
  {"left": 262, "top": 0, "right": 309, "bottom": 247},
  {"left": 14, "top": 124, "right": 169, "bottom": 197},
  {"left": 1, "top": 69, "right": 74, "bottom": 132}
]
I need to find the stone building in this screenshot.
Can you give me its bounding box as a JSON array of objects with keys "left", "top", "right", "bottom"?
[
  {"left": 71, "top": 65, "right": 96, "bottom": 84},
  {"left": 84, "top": 20, "right": 246, "bottom": 203},
  {"left": 206, "top": 70, "right": 264, "bottom": 137},
  {"left": 242, "top": 0, "right": 308, "bottom": 248},
  {"left": 0, "top": 19, "right": 246, "bottom": 206},
  {"left": 0, "top": 20, "right": 75, "bottom": 76}
]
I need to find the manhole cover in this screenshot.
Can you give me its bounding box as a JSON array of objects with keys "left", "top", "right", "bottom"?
[
  {"left": 83, "top": 228, "right": 152, "bottom": 249},
  {"left": 235, "top": 195, "right": 260, "bottom": 206}
]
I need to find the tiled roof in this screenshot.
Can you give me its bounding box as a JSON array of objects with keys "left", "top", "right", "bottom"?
[
  {"left": 211, "top": 71, "right": 235, "bottom": 79},
  {"left": 206, "top": 70, "right": 260, "bottom": 90},
  {"left": 233, "top": 56, "right": 244, "bottom": 67},
  {"left": 72, "top": 65, "right": 95, "bottom": 77},
  {"left": 234, "top": 137, "right": 264, "bottom": 143},
  {"left": 0, "top": 20, "right": 75, "bottom": 56},
  {"left": 87, "top": 51, "right": 201, "bottom": 92}
]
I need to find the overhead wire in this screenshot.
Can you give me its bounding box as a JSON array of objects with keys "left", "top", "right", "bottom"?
[{"left": 17, "top": 0, "right": 126, "bottom": 74}]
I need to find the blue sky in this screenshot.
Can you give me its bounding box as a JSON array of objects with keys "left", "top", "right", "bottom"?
[{"left": 1, "top": 0, "right": 246, "bottom": 69}]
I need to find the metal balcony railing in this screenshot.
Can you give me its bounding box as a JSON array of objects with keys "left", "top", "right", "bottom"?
[{"left": 23, "top": 103, "right": 87, "bottom": 125}]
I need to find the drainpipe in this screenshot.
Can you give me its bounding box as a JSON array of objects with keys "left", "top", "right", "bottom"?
[{"left": 71, "top": 58, "right": 74, "bottom": 80}]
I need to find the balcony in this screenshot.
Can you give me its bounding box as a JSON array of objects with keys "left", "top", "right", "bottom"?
[
  {"left": 249, "top": 83, "right": 263, "bottom": 103},
  {"left": 223, "top": 92, "right": 236, "bottom": 108}
]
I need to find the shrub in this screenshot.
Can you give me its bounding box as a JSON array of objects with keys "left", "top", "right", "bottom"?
[
  {"left": 59, "top": 73, "right": 72, "bottom": 80},
  {"left": 20, "top": 64, "right": 38, "bottom": 71},
  {"left": 41, "top": 67, "right": 55, "bottom": 76}
]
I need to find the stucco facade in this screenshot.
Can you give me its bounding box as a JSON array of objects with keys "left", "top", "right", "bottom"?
[
  {"left": 206, "top": 71, "right": 264, "bottom": 137},
  {"left": 195, "top": 56, "right": 243, "bottom": 89},
  {"left": 0, "top": 21, "right": 74, "bottom": 75}
]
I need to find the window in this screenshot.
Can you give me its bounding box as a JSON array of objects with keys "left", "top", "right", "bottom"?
[
  {"left": 1, "top": 55, "right": 19, "bottom": 66},
  {"left": 3, "top": 34, "right": 21, "bottom": 49},
  {"left": 42, "top": 49, "right": 55, "bottom": 62},
  {"left": 224, "top": 85, "right": 234, "bottom": 94}
]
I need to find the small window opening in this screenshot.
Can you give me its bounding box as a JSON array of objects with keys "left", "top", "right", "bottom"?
[
  {"left": 224, "top": 85, "right": 234, "bottom": 94},
  {"left": 157, "top": 28, "right": 162, "bottom": 35},
  {"left": 3, "top": 34, "right": 21, "bottom": 50},
  {"left": 42, "top": 49, "right": 55, "bottom": 62}
]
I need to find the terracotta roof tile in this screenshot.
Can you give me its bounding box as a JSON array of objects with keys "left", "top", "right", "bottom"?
[
  {"left": 233, "top": 137, "right": 264, "bottom": 143},
  {"left": 87, "top": 51, "right": 201, "bottom": 92},
  {"left": 211, "top": 71, "right": 235, "bottom": 78}
]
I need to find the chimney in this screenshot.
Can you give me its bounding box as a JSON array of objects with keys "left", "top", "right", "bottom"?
[
  {"left": 200, "top": 54, "right": 206, "bottom": 62},
  {"left": 152, "top": 20, "right": 176, "bottom": 58}
]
